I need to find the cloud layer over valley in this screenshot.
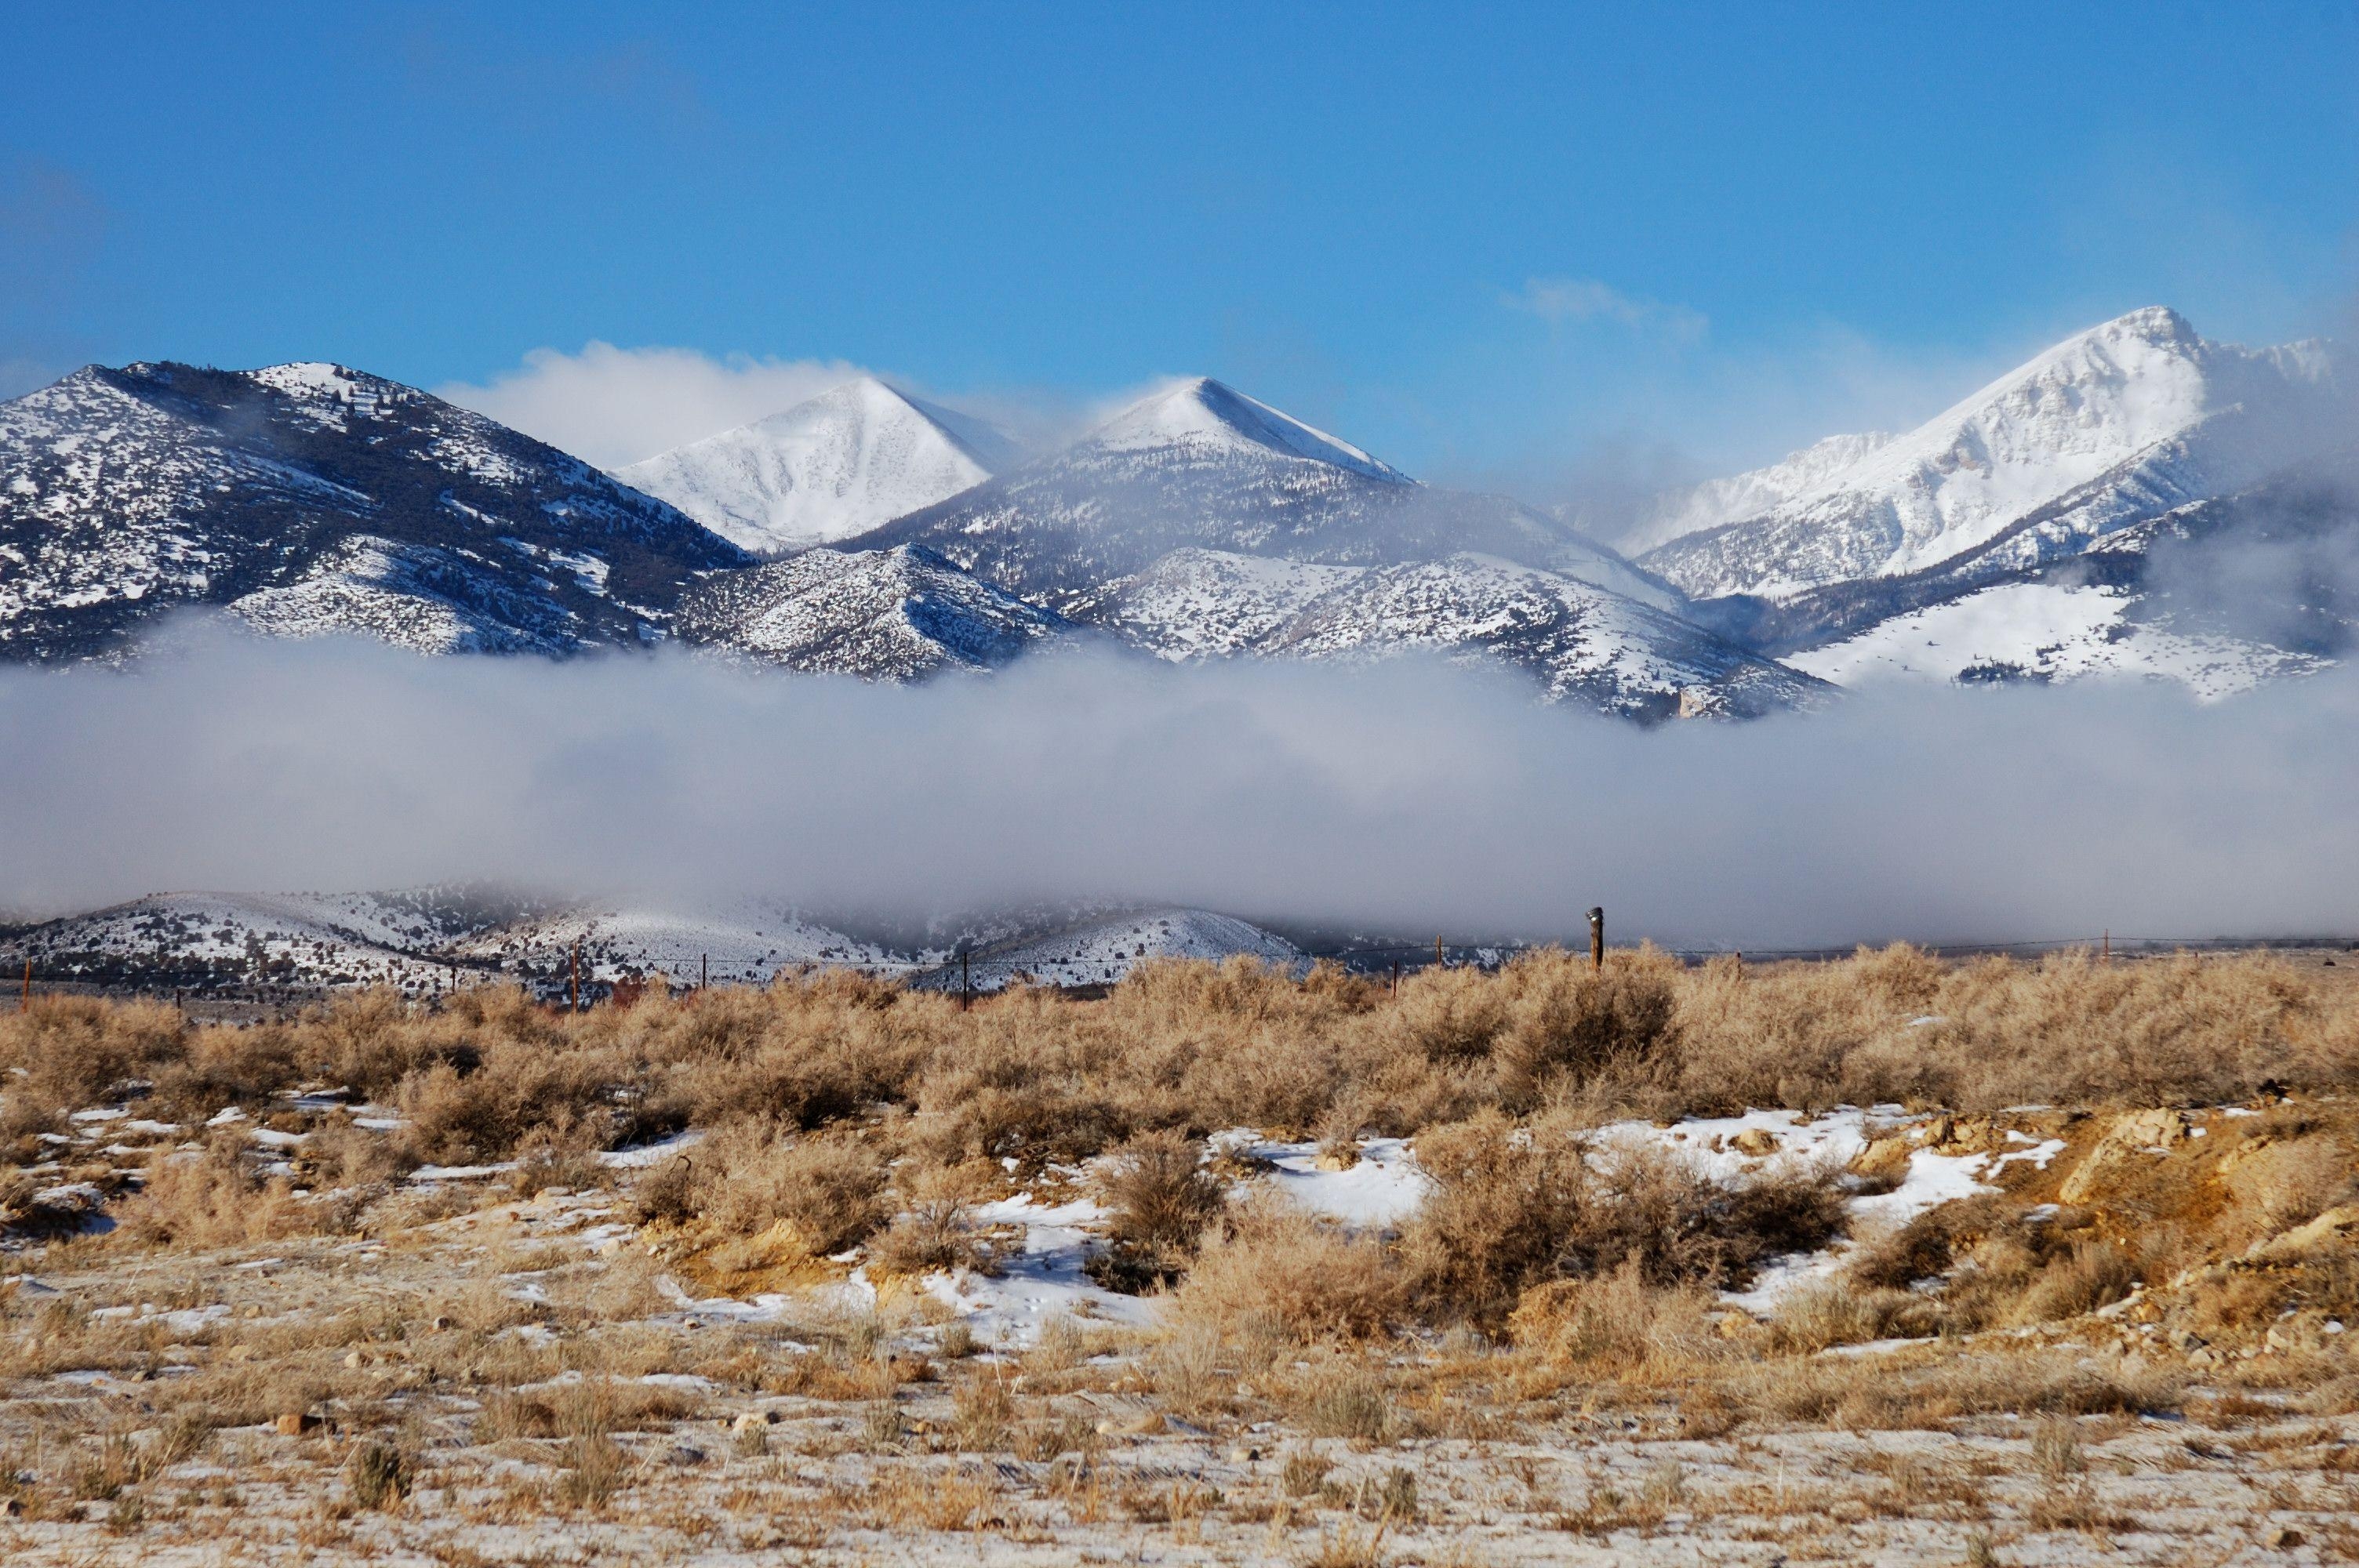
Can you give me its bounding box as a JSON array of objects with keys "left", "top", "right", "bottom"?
[{"left": 2, "top": 624, "right": 2353, "bottom": 949}]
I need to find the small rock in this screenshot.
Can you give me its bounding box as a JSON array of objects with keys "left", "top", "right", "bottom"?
[
  {"left": 1850, "top": 1137, "right": 1914, "bottom": 1183},
  {"left": 343, "top": 1350, "right": 365, "bottom": 1369}
]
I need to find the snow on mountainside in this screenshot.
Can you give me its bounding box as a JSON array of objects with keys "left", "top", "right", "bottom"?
[
  {"left": 615, "top": 378, "right": 1016, "bottom": 555},
  {"left": 1783, "top": 456, "right": 2359, "bottom": 698},
  {"left": 910, "top": 907, "right": 1302, "bottom": 993},
  {"left": 0, "top": 890, "right": 533, "bottom": 993},
  {"left": 1639, "top": 309, "right": 2338, "bottom": 601},
  {"left": 1258, "top": 554, "right": 1832, "bottom": 720},
  {"left": 842, "top": 376, "right": 1679, "bottom": 615},
  {"left": 1624, "top": 431, "right": 1895, "bottom": 556},
  {"left": 0, "top": 889, "right": 1320, "bottom": 999},
  {"left": 674, "top": 543, "right": 1081, "bottom": 678},
  {"left": 0, "top": 361, "right": 748, "bottom": 662},
  {"left": 1103, "top": 549, "right": 1366, "bottom": 660},
  {"left": 447, "top": 898, "right": 892, "bottom": 989},
  {"left": 1785, "top": 579, "right": 2329, "bottom": 699}
]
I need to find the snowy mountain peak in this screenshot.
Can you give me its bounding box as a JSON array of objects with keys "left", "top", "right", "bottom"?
[
  {"left": 1637, "top": 307, "right": 2341, "bottom": 601},
  {"left": 616, "top": 376, "right": 1016, "bottom": 555},
  {"left": 1085, "top": 377, "right": 1412, "bottom": 483},
  {"left": 0, "top": 359, "right": 745, "bottom": 662}
]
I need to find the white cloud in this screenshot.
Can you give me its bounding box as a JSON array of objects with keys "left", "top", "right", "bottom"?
[
  {"left": 5, "top": 625, "right": 2359, "bottom": 949},
  {"left": 435, "top": 343, "right": 872, "bottom": 470},
  {"left": 1508, "top": 277, "right": 1710, "bottom": 345}
]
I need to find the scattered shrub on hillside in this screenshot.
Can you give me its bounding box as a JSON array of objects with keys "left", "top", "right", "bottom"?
[
  {"left": 1167, "top": 1195, "right": 1400, "bottom": 1344},
  {"left": 1508, "top": 1258, "right": 1727, "bottom": 1378},
  {"left": 1089, "top": 1130, "right": 1227, "bottom": 1292},
  {"left": 634, "top": 1123, "right": 889, "bottom": 1265},
  {"left": 1398, "top": 1112, "right": 1847, "bottom": 1327},
  {"left": 867, "top": 1160, "right": 998, "bottom": 1279}
]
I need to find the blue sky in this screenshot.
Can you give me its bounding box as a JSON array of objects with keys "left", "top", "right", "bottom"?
[{"left": 2, "top": 2, "right": 2354, "bottom": 498}]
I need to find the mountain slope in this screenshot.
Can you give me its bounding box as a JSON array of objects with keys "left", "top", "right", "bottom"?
[
  {"left": 0, "top": 889, "right": 531, "bottom": 993},
  {"left": 841, "top": 376, "right": 1678, "bottom": 615},
  {"left": 1258, "top": 554, "right": 1833, "bottom": 719},
  {"left": 0, "top": 361, "right": 748, "bottom": 662},
  {"left": 674, "top": 543, "right": 1081, "bottom": 677},
  {"left": 910, "top": 907, "right": 1303, "bottom": 993},
  {"left": 615, "top": 377, "right": 1016, "bottom": 555},
  {"left": 1639, "top": 309, "right": 2337, "bottom": 601},
  {"left": 445, "top": 897, "right": 892, "bottom": 989},
  {"left": 1785, "top": 455, "right": 2359, "bottom": 697},
  {"left": 1624, "top": 431, "right": 1895, "bottom": 556}
]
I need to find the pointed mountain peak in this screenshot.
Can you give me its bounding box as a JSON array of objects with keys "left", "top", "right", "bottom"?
[
  {"left": 616, "top": 376, "right": 1016, "bottom": 554},
  {"left": 1085, "top": 376, "right": 1412, "bottom": 483}
]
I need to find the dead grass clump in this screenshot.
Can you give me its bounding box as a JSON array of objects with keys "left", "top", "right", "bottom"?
[
  {"left": 145, "top": 1024, "right": 304, "bottom": 1123},
  {"left": 0, "top": 996, "right": 188, "bottom": 1116},
  {"left": 1489, "top": 946, "right": 1682, "bottom": 1110},
  {"left": 2011, "top": 1238, "right": 2138, "bottom": 1325},
  {"left": 1509, "top": 1258, "right": 1728, "bottom": 1377},
  {"left": 1743, "top": 1351, "right": 2183, "bottom": 1429},
  {"left": 950, "top": 1371, "right": 1016, "bottom": 1450},
  {"left": 301, "top": 1117, "right": 413, "bottom": 1187},
  {"left": 114, "top": 1136, "right": 327, "bottom": 1250},
  {"left": 476, "top": 1391, "right": 558, "bottom": 1441},
  {"left": 1089, "top": 1129, "right": 1226, "bottom": 1292},
  {"left": 1289, "top": 1360, "right": 1402, "bottom": 1443},
  {"left": 1768, "top": 1279, "right": 1931, "bottom": 1352},
  {"left": 638, "top": 1123, "right": 886, "bottom": 1262},
  {"left": 867, "top": 1161, "right": 998, "bottom": 1279},
  {"left": 344, "top": 1440, "right": 411, "bottom": 1512},
  {"left": 1400, "top": 1113, "right": 1847, "bottom": 1327},
  {"left": 1166, "top": 1195, "right": 1400, "bottom": 1344}
]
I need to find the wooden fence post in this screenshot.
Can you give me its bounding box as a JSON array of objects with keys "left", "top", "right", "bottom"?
[{"left": 1589, "top": 907, "right": 1605, "bottom": 972}]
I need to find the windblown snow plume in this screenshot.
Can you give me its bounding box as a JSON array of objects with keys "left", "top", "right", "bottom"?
[{"left": 2, "top": 622, "right": 2356, "bottom": 946}]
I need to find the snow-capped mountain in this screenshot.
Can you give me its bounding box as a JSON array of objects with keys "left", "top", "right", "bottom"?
[
  {"left": 615, "top": 377, "right": 1018, "bottom": 556},
  {"left": 1639, "top": 309, "right": 2338, "bottom": 602},
  {"left": 1784, "top": 453, "right": 2359, "bottom": 699},
  {"left": 808, "top": 376, "right": 1813, "bottom": 714},
  {"left": 845, "top": 376, "right": 1680, "bottom": 615},
  {"left": 909, "top": 906, "right": 1303, "bottom": 993},
  {"left": 674, "top": 543, "right": 1082, "bottom": 678},
  {"left": 0, "top": 361, "right": 748, "bottom": 662}
]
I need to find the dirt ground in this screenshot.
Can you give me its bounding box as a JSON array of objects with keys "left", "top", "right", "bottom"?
[{"left": 0, "top": 1126, "right": 2352, "bottom": 1566}]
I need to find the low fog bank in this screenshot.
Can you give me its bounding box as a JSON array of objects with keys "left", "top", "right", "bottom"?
[{"left": 2, "top": 625, "right": 2354, "bottom": 949}]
